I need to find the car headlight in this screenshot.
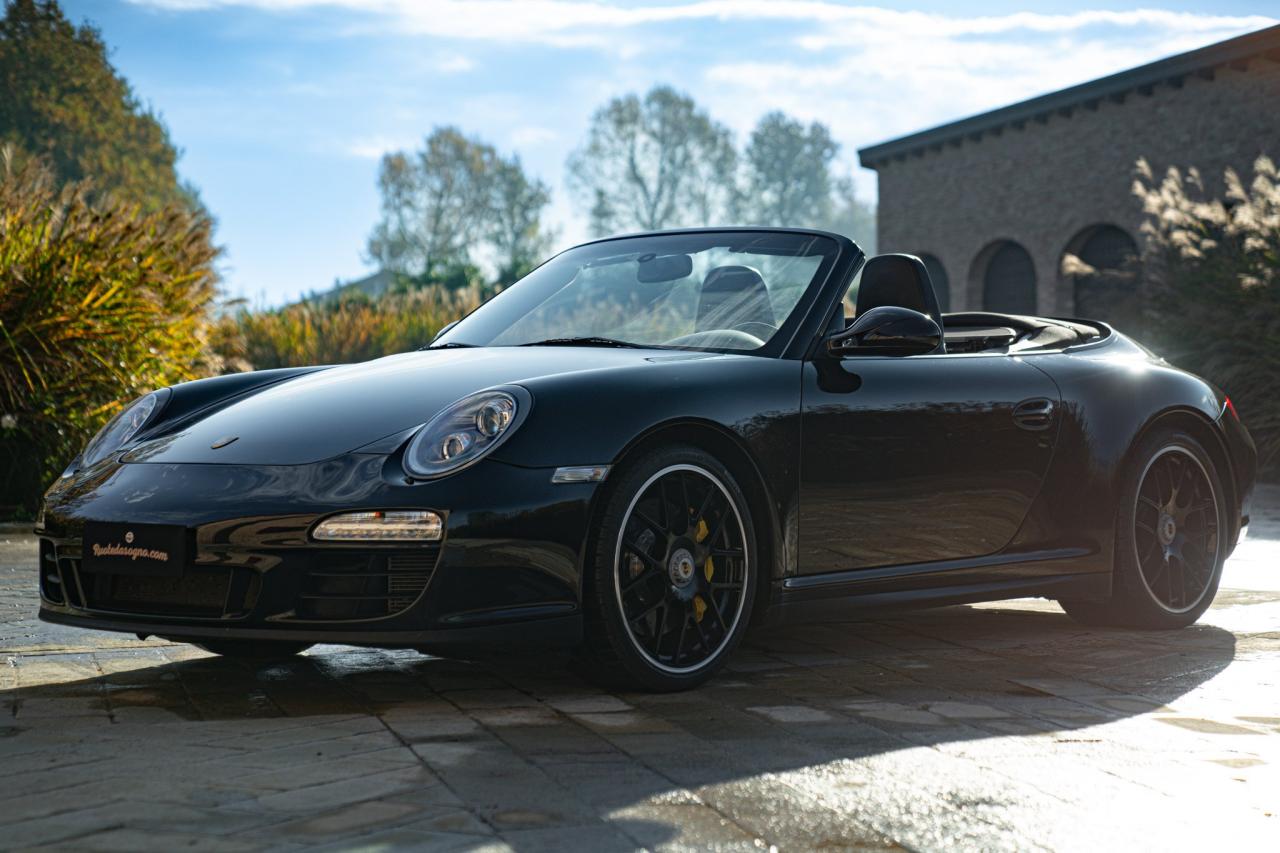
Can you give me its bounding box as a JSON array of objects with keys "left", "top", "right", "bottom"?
[
  {"left": 404, "top": 389, "right": 524, "bottom": 479},
  {"left": 80, "top": 389, "right": 169, "bottom": 468}
]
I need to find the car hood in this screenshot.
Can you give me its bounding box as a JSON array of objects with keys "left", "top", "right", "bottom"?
[{"left": 125, "top": 347, "right": 713, "bottom": 466}]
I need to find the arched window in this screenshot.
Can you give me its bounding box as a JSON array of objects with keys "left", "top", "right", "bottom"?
[
  {"left": 918, "top": 253, "right": 950, "bottom": 312},
  {"left": 1065, "top": 225, "right": 1140, "bottom": 329},
  {"left": 977, "top": 241, "right": 1036, "bottom": 314}
]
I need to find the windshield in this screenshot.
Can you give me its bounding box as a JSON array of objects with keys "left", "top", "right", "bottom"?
[{"left": 435, "top": 231, "right": 838, "bottom": 353}]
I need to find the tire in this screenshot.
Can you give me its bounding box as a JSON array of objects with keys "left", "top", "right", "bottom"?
[
  {"left": 1061, "top": 428, "right": 1228, "bottom": 629},
  {"left": 194, "top": 639, "right": 313, "bottom": 660},
  {"left": 580, "top": 445, "right": 758, "bottom": 691}
]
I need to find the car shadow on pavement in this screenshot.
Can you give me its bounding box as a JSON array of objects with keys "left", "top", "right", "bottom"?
[{"left": 0, "top": 602, "right": 1241, "bottom": 848}]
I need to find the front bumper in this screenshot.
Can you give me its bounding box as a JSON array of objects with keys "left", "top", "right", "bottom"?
[
  {"left": 38, "top": 608, "right": 581, "bottom": 651},
  {"left": 36, "top": 454, "right": 599, "bottom": 651},
  {"left": 1219, "top": 404, "right": 1258, "bottom": 547}
]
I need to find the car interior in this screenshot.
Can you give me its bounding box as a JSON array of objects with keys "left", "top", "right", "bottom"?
[{"left": 827, "top": 253, "right": 1108, "bottom": 355}]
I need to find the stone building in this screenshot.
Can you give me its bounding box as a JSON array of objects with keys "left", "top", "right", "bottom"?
[{"left": 857, "top": 25, "right": 1280, "bottom": 325}]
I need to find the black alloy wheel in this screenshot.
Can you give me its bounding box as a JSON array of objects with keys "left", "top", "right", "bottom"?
[
  {"left": 1132, "top": 445, "right": 1221, "bottom": 613},
  {"left": 1061, "top": 429, "right": 1227, "bottom": 629},
  {"left": 584, "top": 446, "right": 756, "bottom": 690}
]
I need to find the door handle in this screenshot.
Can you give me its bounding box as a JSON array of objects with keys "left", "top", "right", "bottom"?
[{"left": 1013, "top": 398, "right": 1055, "bottom": 431}]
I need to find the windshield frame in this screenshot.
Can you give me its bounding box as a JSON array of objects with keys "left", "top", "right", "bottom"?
[{"left": 432, "top": 228, "right": 848, "bottom": 359}]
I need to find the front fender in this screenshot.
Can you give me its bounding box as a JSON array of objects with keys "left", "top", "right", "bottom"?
[{"left": 491, "top": 354, "right": 802, "bottom": 473}]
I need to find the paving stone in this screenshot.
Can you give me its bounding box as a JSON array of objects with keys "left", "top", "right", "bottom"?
[{"left": 4, "top": 487, "right": 1280, "bottom": 850}]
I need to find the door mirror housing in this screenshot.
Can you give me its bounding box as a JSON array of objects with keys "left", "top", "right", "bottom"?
[{"left": 826, "top": 306, "right": 943, "bottom": 357}]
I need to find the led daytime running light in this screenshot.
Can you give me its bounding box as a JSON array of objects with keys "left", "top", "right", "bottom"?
[{"left": 312, "top": 510, "right": 443, "bottom": 541}]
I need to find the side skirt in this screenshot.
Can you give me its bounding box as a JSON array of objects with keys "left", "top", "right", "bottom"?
[{"left": 765, "top": 548, "right": 1111, "bottom": 625}]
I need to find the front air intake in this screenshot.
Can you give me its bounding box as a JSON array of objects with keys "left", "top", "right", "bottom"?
[{"left": 292, "top": 548, "right": 440, "bottom": 621}]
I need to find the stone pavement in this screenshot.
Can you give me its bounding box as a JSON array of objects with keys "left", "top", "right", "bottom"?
[{"left": 2, "top": 491, "right": 1278, "bottom": 851}]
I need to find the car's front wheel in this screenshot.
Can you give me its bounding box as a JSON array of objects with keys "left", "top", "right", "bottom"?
[
  {"left": 1061, "top": 429, "right": 1228, "bottom": 629},
  {"left": 582, "top": 446, "right": 757, "bottom": 691}
]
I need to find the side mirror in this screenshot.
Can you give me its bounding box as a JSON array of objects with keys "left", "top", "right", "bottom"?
[{"left": 826, "top": 306, "right": 942, "bottom": 357}]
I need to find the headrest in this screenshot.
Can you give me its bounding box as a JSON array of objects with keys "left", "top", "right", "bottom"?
[
  {"left": 696, "top": 265, "right": 775, "bottom": 332},
  {"left": 856, "top": 254, "right": 944, "bottom": 331}
]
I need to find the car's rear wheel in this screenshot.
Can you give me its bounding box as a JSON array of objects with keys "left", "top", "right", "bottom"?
[
  {"left": 581, "top": 446, "right": 757, "bottom": 691},
  {"left": 1061, "top": 429, "right": 1227, "bottom": 629},
  {"left": 194, "top": 639, "right": 313, "bottom": 660}
]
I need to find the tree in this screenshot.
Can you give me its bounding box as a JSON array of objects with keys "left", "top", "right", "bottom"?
[
  {"left": 487, "top": 155, "right": 553, "bottom": 282},
  {"left": 741, "top": 112, "right": 839, "bottom": 228},
  {"left": 0, "top": 0, "right": 199, "bottom": 212},
  {"left": 1132, "top": 155, "right": 1280, "bottom": 469},
  {"left": 823, "top": 178, "right": 877, "bottom": 253},
  {"left": 567, "top": 86, "right": 737, "bottom": 236},
  {"left": 367, "top": 127, "right": 552, "bottom": 282},
  {"left": 740, "top": 111, "right": 876, "bottom": 250},
  {"left": 367, "top": 127, "right": 494, "bottom": 276}
]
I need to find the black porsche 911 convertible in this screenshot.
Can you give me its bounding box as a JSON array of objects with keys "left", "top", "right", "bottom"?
[{"left": 37, "top": 228, "right": 1256, "bottom": 690}]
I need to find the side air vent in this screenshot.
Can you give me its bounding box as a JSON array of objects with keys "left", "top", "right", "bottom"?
[
  {"left": 292, "top": 548, "right": 441, "bottom": 622},
  {"left": 38, "top": 540, "right": 64, "bottom": 605}
]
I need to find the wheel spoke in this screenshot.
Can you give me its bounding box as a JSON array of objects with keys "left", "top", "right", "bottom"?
[
  {"left": 680, "top": 472, "right": 693, "bottom": 533},
  {"left": 1176, "top": 457, "right": 1195, "bottom": 500},
  {"left": 1185, "top": 499, "right": 1213, "bottom": 518},
  {"left": 1137, "top": 495, "right": 1162, "bottom": 513},
  {"left": 1175, "top": 554, "right": 1189, "bottom": 608},
  {"left": 622, "top": 540, "right": 662, "bottom": 569},
  {"left": 693, "top": 482, "right": 720, "bottom": 537},
  {"left": 659, "top": 477, "right": 674, "bottom": 529},
  {"left": 705, "top": 506, "right": 734, "bottom": 550},
  {"left": 629, "top": 595, "right": 665, "bottom": 625},
  {"left": 621, "top": 565, "right": 661, "bottom": 596},
  {"left": 672, "top": 612, "right": 689, "bottom": 666},
  {"left": 632, "top": 508, "right": 665, "bottom": 539},
  {"left": 704, "top": 592, "right": 730, "bottom": 634},
  {"left": 692, "top": 610, "right": 714, "bottom": 655},
  {"left": 1139, "top": 537, "right": 1159, "bottom": 567},
  {"left": 1144, "top": 553, "right": 1168, "bottom": 587}
]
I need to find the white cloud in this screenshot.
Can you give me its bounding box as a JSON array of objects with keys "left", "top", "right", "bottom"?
[
  {"left": 126, "top": 1, "right": 1275, "bottom": 47},
  {"left": 509, "top": 125, "right": 558, "bottom": 147},
  {"left": 344, "top": 134, "right": 415, "bottom": 159},
  {"left": 435, "top": 53, "right": 474, "bottom": 73}
]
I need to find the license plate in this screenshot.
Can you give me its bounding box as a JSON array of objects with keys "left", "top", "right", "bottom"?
[{"left": 81, "top": 521, "right": 188, "bottom": 576}]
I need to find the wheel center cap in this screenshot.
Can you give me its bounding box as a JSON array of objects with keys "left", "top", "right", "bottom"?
[
  {"left": 668, "top": 548, "right": 696, "bottom": 587},
  {"left": 1158, "top": 514, "right": 1177, "bottom": 546}
]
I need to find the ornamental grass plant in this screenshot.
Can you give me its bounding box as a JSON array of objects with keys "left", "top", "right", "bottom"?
[
  {"left": 1133, "top": 154, "right": 1280, "bottom": 471},
  {"left": 0, "top": 148, "right": 218, "bottom": 513}
]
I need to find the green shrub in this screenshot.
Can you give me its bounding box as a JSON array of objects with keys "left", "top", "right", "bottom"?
[
  {"left": 1133, "top": 155, "right": 1280, "bottom": 470},
  {"left": 215, "top": 285, "right": 482, "bottom": 371},
  {"left": 0, "top": 149, "right": 219, "bottom": 515}
]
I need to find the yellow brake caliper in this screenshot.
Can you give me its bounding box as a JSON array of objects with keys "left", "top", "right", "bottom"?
[{"left": 694, "top": 517, "right": 713, "bottom": 622}]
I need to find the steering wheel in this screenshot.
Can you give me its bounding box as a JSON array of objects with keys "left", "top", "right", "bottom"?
[{"left": 731, "top": 321, "right": 778, "bottom": 340}]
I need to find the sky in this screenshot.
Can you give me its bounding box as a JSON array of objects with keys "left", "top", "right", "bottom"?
[{"left": 57, "top": 1, "right": 1278, "bottom": 305}]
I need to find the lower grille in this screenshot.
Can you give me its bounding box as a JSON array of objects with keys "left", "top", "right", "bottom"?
[
  {"left": 50, "top": 549, "right": 242, "bottom": 619},
  {"left": 103, "top": 571, "right": 230, "bottom": 616},
  {"left": 292, "top": 549, "right": 440, "bottom": 622}
]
